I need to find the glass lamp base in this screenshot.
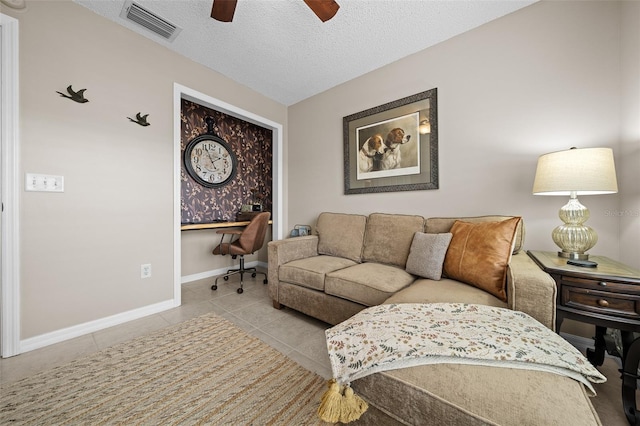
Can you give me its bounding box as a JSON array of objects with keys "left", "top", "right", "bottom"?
[
  {"left": 557, "top": 250, "right": 590, "bottom": 260},
  {"left": 552, "top": 195, "right": 597, "bottom": 261}
]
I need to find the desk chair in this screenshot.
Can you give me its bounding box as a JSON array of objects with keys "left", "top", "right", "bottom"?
[{"left": 211, "top": 212, "right": 270, "bottom": 294}]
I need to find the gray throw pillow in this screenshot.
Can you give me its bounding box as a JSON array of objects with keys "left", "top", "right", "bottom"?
[{"left": 405, "top": 232, "right": 453, "bottom": 280}]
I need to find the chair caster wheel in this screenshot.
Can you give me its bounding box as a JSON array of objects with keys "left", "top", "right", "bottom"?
[
  {"left": 237, "top": 288, "right": 243, "bottom": 294},
  {"left": 224, "top": 276, "right": 229, "bottom": 281},
  {"left": 211, "top": 285, "right": 217, "bottom": 291},
  {"left": 263, "top": 279, "right": 268, "bottom": 285},
  {"left": 252, "top": 273, "right": 257, "bottom": 278}
]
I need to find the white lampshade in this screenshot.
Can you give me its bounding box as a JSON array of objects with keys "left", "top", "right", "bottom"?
[
  {"left": 533, "top": 147, "right": 618, "bottom": 196},
  {"left": 532, "top": 147, "right": 618, "bottom": 260}
]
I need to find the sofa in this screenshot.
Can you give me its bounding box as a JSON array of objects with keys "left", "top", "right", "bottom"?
[
  {"left": 268, "top": 212, "right": 554, "bottom": 328},
  {"left": 267, "top": 212, "right": 602, "bottom": 425}
]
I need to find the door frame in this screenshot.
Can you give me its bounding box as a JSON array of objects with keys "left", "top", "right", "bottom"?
[
  {"left": 173, "top": 84, "right": 284, "bottom": 302},
  {"left": 1, "top": 13, "right": 21, "bottom": 358}
]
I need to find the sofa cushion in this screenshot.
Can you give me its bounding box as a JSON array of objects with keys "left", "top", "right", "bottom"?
[
  {"left": 443, "top": 217, "right": 521, "bottom": 302},
  {"left": 405, "top": 232, "right": 453, "bottom": 280},
  {"left": 316, "top": 212, "right": 367, "bottom": 263},
  {"left": 384, "top": 278, "right": 508, "bottom": 308},
  {"left": 325, "top": 263, "right": 415, "bottom": 306},
  {"left": 279, "top": 255, "right": 357, "bottom": 291},
  {"left": 362, "top": 213, "right": 425, "bottom": 268},
  {"left": 426, "top": 215, "right": 525, "bottom": 254}
]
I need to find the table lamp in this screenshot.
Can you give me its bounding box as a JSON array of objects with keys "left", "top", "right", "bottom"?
[{"left": 532, "top": 147, "right": 618, "bottom": 260}]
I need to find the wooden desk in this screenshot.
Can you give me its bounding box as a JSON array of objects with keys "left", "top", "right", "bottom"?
[{"left": 181, "top": 220, "right": 272, "bottom": 231}]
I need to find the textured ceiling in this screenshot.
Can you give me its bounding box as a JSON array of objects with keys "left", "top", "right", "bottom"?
[{"left": 75, "top": 0, "right": 536, "bottom": 106}]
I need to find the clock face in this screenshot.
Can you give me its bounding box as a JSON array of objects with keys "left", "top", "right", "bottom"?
[{"left": 184, "top": 134, "right": 237, "bottom": 188}]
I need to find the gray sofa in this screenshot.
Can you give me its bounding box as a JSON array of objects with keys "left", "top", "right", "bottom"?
[{"left": 267, "top": 212, "right": 603, "bottom": 425}]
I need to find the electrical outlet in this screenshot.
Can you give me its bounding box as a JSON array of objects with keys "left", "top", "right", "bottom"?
[{"left": 141, "top": 264, "right": 151, "bottom": 279}]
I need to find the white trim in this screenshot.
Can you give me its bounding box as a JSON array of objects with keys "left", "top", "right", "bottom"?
[
  {"left": 561, "top": 332, "right": 595, "bottom": 352},
  {"left": 172, "top": 86, "right": 182, "bottom": 308},
  {"left": 1, "top": 13, "right": 20, "bottom": 358},
  {"left": 181, "top": 261, "right": 268, "bottom": 284},
  {"left": 19, "top": 300, "right": 176, "bottom": 354},
  {"left": 173, "top": 83, "right": 285, "bottom": 241},
  {"left": 561, "top": 332, "right": 622, "bottom": 366}
]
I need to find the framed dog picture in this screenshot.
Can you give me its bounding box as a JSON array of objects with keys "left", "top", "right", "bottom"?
[{"left": 343, "top": 88, "right": 438, "bottom": 194}]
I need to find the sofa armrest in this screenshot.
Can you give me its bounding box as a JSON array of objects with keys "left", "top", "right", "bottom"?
[
  {"left": 267, "top": 236, "right": 319, "bottom": 302},
  {"left": 507, "top": 252, "right": 557, "bottom": 330}
]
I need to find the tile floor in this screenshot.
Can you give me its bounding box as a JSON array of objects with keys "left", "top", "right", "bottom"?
[{"left": 0, "top": 274, "right": 633, "bottom": 425}]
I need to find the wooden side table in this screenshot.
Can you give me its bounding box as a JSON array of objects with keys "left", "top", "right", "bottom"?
[{"left": 527, "top": 250, "right": 640, "bottom": 424}]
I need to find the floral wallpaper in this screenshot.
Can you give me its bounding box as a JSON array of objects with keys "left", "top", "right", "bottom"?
[{"left": 181, "top": 100, "right": 273, "bottom": 224}]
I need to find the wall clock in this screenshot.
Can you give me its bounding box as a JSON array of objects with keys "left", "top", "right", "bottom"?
[{"left": 184, "top": 118, "right": 237, "bottom": 188}]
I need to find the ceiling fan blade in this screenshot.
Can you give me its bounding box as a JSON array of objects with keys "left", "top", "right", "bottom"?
[
  {"left": 211, "top": 0, "right": 237, "bottom": 22},
  {"left": 303, "top": 0, "right": 339, "bottom": 22}
]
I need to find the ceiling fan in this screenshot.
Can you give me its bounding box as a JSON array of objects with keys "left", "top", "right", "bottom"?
[{"left": 211, "top": 0, "right": 340, "bottom": 23}]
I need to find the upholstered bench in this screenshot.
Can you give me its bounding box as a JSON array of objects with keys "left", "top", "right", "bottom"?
[
  {"left": 322, "top": 303, "right": 603, "bottom": 426},
  {"left": 352, "top": 364, "right": 601, "bottom": 425}
]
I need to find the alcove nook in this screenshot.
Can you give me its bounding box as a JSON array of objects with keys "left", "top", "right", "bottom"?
[{"left": 181, "top": 99, "right": 273, "bottom": 224}]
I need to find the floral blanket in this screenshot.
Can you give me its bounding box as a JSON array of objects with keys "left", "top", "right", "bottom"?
[{"left": 325, "top": 303, "right": 606, "bottom": 395}]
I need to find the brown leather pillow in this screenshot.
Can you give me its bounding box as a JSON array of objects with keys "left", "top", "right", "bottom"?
[{"left": 443, "top": 217, "right": 521, "bottom": 302}]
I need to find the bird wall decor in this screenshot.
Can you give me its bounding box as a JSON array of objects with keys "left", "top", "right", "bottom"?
[
  {"left": 56, "top": 85, "right": 89, "bottom": 103},
  {"left": 128, "top": 112, "right": 150, "bottom": 126}
]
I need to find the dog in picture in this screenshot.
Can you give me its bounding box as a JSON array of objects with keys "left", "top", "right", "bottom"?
[
  {"left": 380, "top": 128, "right": 411, "bottom": 170},
  {"left": 358, "top": 134, "right": 385, "bottom": 173}
]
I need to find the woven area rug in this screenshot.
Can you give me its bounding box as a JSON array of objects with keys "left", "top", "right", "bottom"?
[{"left": 0, "top": 313, "right": 327, "bottom": 425}]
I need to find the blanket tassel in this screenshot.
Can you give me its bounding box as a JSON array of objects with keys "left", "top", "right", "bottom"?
[
  {"left": 317, "top": 380, "right": 368, "bottom": 423},
  {"left": 341, "top": 385, "right": 368, "bottom": 422},
  {"left": 318, "top": 380, "right": 343, "bottom": 423}
]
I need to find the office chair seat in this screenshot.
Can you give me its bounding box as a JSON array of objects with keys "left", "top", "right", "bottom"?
[{"left": 211, "top": 212, "right": 270, "bottom": 294}]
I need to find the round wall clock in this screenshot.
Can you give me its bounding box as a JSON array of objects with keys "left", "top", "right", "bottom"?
[{"left": 184, "top": 129, "right": 237, "bottom": 188}]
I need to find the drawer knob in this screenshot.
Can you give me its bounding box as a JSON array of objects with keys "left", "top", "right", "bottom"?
[
  {"left": 599, "top": 281, "right": 607, "bottom": 287},
  {"left": 597, "top": 299, "right": 609, "bottom": 307}
]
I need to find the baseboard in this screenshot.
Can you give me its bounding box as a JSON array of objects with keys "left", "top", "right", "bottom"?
[
  {"left": 561, "top": 331, "right": 622, "bottom": 367},
  {"left": 19, "top": 299, "right": 176, "bottom": 354},
  {"left": 561, "top": 332, "right": 594, "bottom": 352},
  {"left": 18, "top": 261, "right": 269, "bottom": 354},
  {"left": 181, "top": 261, "right": 267, "bottom": 284}
]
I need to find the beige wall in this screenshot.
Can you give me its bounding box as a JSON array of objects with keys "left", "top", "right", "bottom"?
[
  {"left": 288, "top": 0, "right": 632, "bottom": 259},
  {"left": 181, "top": 227, "right": 271, "bottom": 279},
  {"left": 287, "top": 1, "right": 638, "bottom": 337},
  {"left": 619, "top": 0, "right": 640, "bottom": 269},
  {"left": 6, "top": 1, "right": 286, "bottom": 340}
]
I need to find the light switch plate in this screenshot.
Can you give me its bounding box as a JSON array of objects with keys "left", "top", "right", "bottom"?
[{"left": 25, "top": 173, "right": 64, "bottom": 192}]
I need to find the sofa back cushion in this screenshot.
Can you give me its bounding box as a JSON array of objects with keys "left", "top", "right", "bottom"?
[
  {"left": 316, "top": 212, "right": 368, "bottom": 262},
  {"left": 362, "top": 213, "right": 425, "bottom": 268},
  {"left": 425, "top": 215, "right": 525, "bottom": 254}
]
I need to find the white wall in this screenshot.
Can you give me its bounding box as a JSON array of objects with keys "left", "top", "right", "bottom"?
[
  {"left": 619, "top": 0, "right": 640, "bottom": 269},
  {"left": 5, "top": 1, "right": 286, "bottom": 342},
  {"left": 288, "top": 1, "right": 632, "bottom": 263}
]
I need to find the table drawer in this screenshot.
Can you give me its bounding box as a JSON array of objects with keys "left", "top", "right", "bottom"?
[
  {"left": 562, "top": 286, "right": 640, "bottom": 320},
  {"left": 561, "top": 276, "right": 640, "bottom": 295}
]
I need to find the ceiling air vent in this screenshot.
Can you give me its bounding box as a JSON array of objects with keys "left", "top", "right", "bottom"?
[{"left": 120, "top": 1, "right": 182, "bottom": 42}]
